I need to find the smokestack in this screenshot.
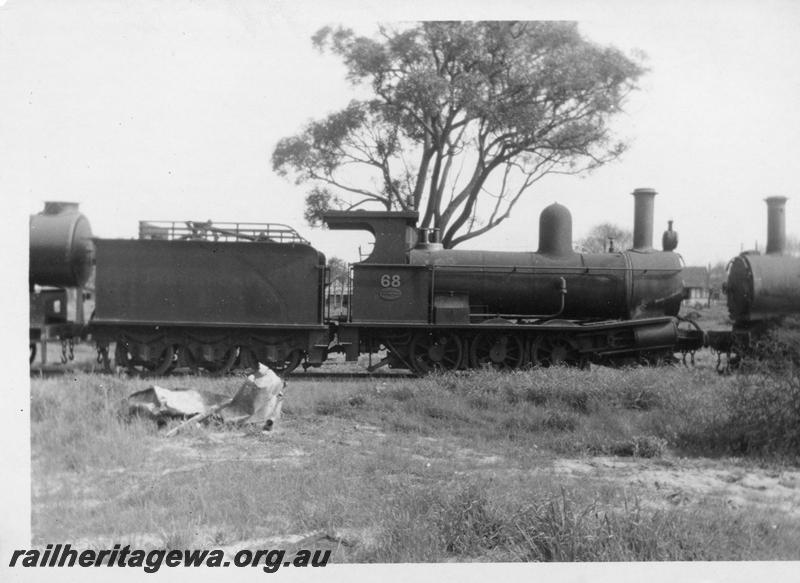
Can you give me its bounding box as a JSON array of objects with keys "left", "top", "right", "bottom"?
[
  {"left": 632, "top": 188, "right": 656, "bottom": 250},
  {"left": 765, "top": 196, "right": 788, "bottom": 255}
]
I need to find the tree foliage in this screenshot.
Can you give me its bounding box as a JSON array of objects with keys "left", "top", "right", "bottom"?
[
  {"left": 326, "top": 256, "right": 349, "bottom": 285},
  {"left": 273, "top": 21, "right": 646, "bottom": 248},
  {"left": 577, "top": 222, "right": 633, "bottom": 253}
]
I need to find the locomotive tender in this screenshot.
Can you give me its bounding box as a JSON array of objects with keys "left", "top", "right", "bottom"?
[{"left": 90, "top": 221, "right": 329, "bottom": 375}]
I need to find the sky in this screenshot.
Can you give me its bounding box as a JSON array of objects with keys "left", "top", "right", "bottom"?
[{"left": 4, "top": 0, "right": 800, "bottom": 267}]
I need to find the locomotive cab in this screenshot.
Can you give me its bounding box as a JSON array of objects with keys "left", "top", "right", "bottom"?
[{"left": 324, "top": 211, "right": 430, "bottom": 324}]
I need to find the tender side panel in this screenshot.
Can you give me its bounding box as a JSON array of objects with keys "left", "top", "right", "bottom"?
[{"left": 93, "top": 239, "right": 324, "bottom": 327}]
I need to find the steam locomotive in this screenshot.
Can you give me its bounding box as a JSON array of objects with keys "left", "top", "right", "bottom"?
[
  {"left": 324, "top": 188, "right": 696, "bottom": 373},
  {"left": 27, "top": 189, "right": 797, "bottom": 375},
  {"left": 706, "top": 196, "right": 800, "bottom": 361}
]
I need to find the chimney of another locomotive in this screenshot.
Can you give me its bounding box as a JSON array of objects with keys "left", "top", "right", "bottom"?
[
  {"left": 632, "top": 188, "right": 657, "bottom": 250},
  {"left": 765, "top": 196, "right": 788, "bottom": 255},
  {"left": 537, "top": 202, "right": 574, "bottom": 257}
]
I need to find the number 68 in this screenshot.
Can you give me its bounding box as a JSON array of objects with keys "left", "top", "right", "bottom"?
[{"left": 380, "top": 274, "right": 401, "bottom": 288}]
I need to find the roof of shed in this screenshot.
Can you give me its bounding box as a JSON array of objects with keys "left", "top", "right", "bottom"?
[{"left": 682, "top": 266, "right": 709, "bottom": 287}]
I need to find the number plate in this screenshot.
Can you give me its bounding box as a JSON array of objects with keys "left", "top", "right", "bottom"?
[{"left": 379, "top": 288, "right": 402, "bottom": 300}]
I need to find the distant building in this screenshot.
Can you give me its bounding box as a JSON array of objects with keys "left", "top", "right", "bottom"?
[
  {"left": 682, "top": 266, "right": 711, "bottom": 305},
  {"left": 326, "top": 280, "right": 351, "bottom": 319}
]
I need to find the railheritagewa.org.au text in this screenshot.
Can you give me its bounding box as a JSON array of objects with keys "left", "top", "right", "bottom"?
[{"left": 8, "top": 543, "right": 330, "bottom": 573}]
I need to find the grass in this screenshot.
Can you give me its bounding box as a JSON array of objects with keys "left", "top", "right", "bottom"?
[
  {"left": 29, "top": 345, "right": 800, "bottom": 561},
  {"left": 723, "top": 325, "right": 800, "bottom": 456},
  {"left": 362, "top": 479, "right": 800, "bottom": 562},
  {"left": 283, "top": 366, "right": 751, "bottom": 460}
]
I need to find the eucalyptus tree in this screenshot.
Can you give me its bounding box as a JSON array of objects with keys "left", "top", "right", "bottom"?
[
  {"left": 273, "top": 21, "right": 645, "bottom": 248},
  {"left": 578, "top": 223, "right": 633, "bottom": 253}
]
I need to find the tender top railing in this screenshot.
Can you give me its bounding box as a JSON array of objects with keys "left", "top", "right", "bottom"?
[{"left": 138, "top": 220, "right": 309, "bottom": 244}]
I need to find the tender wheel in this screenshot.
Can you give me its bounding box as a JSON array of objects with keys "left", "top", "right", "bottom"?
[
  {"left": 410, "top": 331, "right": 463, "bottom": 374},
  {"left": 234, "top": 347, "right": 300, "bottom": 374},
  {"left": 121, "top": 344, "right": 176, "bottom": 376},
  {"left": 144, "top": 345, "right": 176, "bottom": 376},
  {"left": 277, "top": 349, "right": 303, "bottom": 375},
  {"left": 236, "top": 347, "right": 261, "bottom": 372},
  {"left": 202, "top": 346, "right": 239, "bottom": 376},
  {"left": 114, "top": 342, "right": 129, "bottom": 368},
  {"left": 174, "top": 343, "right": 199, "bottom": 374},
  {"left": 530, "top": 334, "right": 581, "bottom": 367},
  {"left": 96, "top": 345, "right": 112, "bottom": 372},
  {"left": 469, "top": 332, "right": 525, "bottom": 370}
]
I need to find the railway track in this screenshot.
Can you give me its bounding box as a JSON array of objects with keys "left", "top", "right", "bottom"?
[{"left": 29, "top": 362, "right": 416, "bottom": 380}]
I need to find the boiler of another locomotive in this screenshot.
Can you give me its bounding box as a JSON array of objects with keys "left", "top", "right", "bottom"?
[
  {"left": 29, "top": 202, "right": 95, "bottom": 288},
  {"left": 726, "top": 196, "right": 800, "bottom": 322}
]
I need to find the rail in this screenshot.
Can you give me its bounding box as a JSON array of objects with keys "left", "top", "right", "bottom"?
[{"left": 138, "top": 220, "right": 308, "bottom": 244}]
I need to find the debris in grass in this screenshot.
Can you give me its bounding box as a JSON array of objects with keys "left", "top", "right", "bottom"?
[{"left": 124, "top": 364, "right": 285, "bottom": 435}]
